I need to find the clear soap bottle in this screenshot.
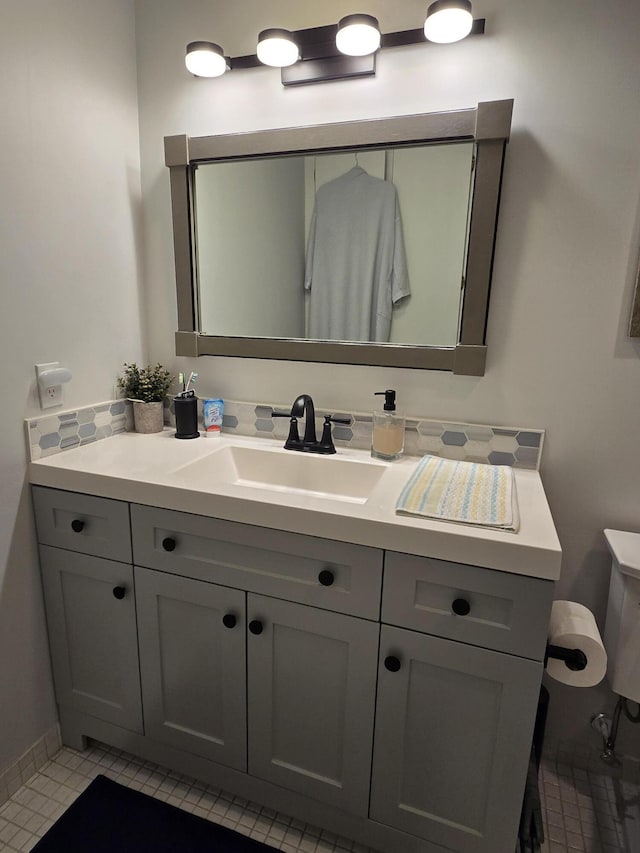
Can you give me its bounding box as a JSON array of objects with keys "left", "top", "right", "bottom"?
[{"left": 371, "top": 390, "right": 405, "bottom": 460}]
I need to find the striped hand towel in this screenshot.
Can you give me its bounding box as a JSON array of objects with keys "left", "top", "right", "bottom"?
[{"left": 395, "top": 455, "right": 519, "bottom": 531}]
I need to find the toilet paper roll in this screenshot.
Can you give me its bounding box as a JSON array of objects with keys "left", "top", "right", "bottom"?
[{"left": 546, "top": 600, "right": 607, "bottom": 688}]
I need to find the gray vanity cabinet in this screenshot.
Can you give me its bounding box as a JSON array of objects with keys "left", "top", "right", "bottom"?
[
  {"left": 371, "top": 625, "right": 542, "bottom": 853},
  {"left": 34, "top": 485, "right": 554, "bottom": 853},
  {"left": 39, "top": 545, "right": 143, "bottom": 733},
  {"left": 134, "top": 567, "right": 247, "bottom": 771},
  {"left": 247, "top": 593, "right": 378, "bottom": 816}
]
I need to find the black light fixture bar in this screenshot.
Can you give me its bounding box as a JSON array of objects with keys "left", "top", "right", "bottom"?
[
  {"left": 282, "top": 54, "right": 376, "bottom": 87},
  {"left": 296, "top": 24, "right": 341, "bottom": 61},
  {"left": 382, "top": 17, "right": 484, "bottom": 49},
  {"left": 223, "top": 18, "right": 485, "bottom": 85},
  {"left": 228, "top": 54, "right": 263, "bottom": 71}
]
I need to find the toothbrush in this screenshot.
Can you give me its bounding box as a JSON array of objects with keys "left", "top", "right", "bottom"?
[{"left": 185, "top": 372, "right": 198, "bottom": 395}]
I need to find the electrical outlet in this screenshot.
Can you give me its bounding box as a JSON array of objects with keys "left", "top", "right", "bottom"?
[
  {"left": 46, "top": 385, "right": 62, "bottom": 404},
  {"left": 36, "top": 362, "right": 64, "bottom": 410}
]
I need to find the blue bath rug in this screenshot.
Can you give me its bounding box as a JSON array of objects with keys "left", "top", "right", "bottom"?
[{"left": 33, "top": 774, "right": 277, "bottom": 852}]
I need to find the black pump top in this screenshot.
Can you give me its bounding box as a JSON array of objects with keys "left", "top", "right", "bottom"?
[{"left": 375, "top": 389, "right": 396, "bottom": 411}]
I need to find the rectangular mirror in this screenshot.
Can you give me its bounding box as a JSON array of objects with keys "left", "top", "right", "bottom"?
[{"left": 166, "top": 99, "right": 513, "bottom": 376}]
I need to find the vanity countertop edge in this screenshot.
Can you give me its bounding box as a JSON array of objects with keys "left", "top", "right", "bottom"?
[{"left": 28, "top": 430, "right": 562, "bottom": 581}]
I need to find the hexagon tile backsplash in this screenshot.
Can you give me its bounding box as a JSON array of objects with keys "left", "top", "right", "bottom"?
[
  {"left": 26, "top": 398, "right": 544, "bottom": 470},
  {"left": 27, "top": 400, "right": 130, "bottom": 460}
]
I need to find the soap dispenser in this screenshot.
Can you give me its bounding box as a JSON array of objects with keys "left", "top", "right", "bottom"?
[{"left": 371, "top": 390, "right": 405, "bottom": 460}]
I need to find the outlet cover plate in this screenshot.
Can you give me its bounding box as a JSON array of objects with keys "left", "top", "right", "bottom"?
[{"left": 36, "top": 362, "right": 63, "bottom": 409}]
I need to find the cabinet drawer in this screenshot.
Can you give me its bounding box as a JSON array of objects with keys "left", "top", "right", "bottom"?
[
  {"left": 131, "top": 504, "right": 382, "bottom": 619},
  {"left": 32, "top": 486, "right": 131, "bottom": 563},
  {"left": 382, "top": 552, "right": 553, "bottom": 660}
]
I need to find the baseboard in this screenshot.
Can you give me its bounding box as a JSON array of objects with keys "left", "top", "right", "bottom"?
[{"left": 0, "top": 723, "right": 61, "bottom": 807}]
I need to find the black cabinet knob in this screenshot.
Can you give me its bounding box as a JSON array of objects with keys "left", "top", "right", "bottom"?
[
  {"left": 452, "top": 598, "right": 471, "bottom": 616},
  {"left": 318, "top": 569, "right": 335, "bottom": 587},
  {"left": 222, "top": 613, "right": 237, "bottom": 629},
  {"left": 162, "top": 537, "right": 176, "bottom": 552},
  {"left": 384, "top": 655, "right": 401, "bottom": 673},
  {"left": 71, "top": 519, "right": 85, "bottom": 533},
  {"left": 113, "top": 586, "right": 126, "bottom": 600},
  {"left": 249, "top": 620, "right": 263, "bottom": 635}
]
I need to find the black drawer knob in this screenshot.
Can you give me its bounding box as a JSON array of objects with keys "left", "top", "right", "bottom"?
[
  {"left": 452, "top": 598, "right": 471, "bottom": 616},
  {"left": 71, "top": 519, "right": 85, "bottom": 533},
  {"left": 113, "top": 586, "right": 126, "bottom": 600},
  {"left": 222, "top": 613, "right": 237, "bottom": 629},
  {"left": 384, "top": 655, "right": 401, "bottom": 673},
  {"left": 162, "top": 537, "right": 177, "bottom": 552},
  {"left": 318, "top": 569, "right": 335, "bottom": 587},
  {"left": 249, "top": 620, "right": 263, "bottom": 635}
]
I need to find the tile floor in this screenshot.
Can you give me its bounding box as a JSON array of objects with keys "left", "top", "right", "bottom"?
[
  {"left": 537, "top": 739, "right": 640, "bottom": 852},
  {"left": 0, "top": 740, "right": 374, "bottom": 852},
  {"left": 0, "top": 738, "right": 638, "bottom": 852}
]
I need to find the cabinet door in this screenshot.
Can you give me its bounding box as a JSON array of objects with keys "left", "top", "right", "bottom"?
[
  {"left": 371, "top": 625, "right": 542, "bottom": 853},
  {"left": 135, "top": 567, "right": 246, "bottom": 771},
  {"left": 40, "top": 545, "right": 142, "bottom": 732},
  {"left": 247, "top": 594, "right": 378, "bottom": 816}
]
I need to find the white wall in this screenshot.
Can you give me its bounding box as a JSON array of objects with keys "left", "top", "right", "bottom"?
[
  {"left": 0, "top": 0, "right": 145, "bottom": 770},
  {"left": 136, "top": 0, "right": 640, "bottom": 750}
]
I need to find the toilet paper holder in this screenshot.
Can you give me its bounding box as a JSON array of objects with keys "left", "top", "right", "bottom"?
[{"left": 545, "top": 644, "right": 588, "bottom": 672}]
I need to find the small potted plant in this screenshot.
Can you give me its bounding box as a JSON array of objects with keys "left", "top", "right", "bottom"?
[{"left": 117, "top": 362, "right": 174, "bottom": 434}]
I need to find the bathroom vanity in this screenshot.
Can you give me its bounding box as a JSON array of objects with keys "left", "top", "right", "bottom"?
[{"left": 29, "top": 431, "right": 561, "bottom": 853}]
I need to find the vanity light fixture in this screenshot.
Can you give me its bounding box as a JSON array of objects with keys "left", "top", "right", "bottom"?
[
  {"left": 185, "top": 4, "right": 483, "bottom": 85},
  {"left": 256, "top": 28, "right": 299, "bottom": 68},
  {"left": 185, "top": 41, "right": 228, "bottom": 77},
  {"left": 335, "top": 14, "right": 381, "bottom": 57},
  {"left": 424, "top": 0, "right": 474, "bottom": 44}
]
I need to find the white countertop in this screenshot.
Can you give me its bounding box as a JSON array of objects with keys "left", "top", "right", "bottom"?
[{"left": 29, "top": 430, "right": 562, "bottom": 581}]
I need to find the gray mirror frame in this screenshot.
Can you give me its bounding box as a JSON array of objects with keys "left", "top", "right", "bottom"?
[{"left": 165, "top": 99, "right": 513, "bottom": 376}]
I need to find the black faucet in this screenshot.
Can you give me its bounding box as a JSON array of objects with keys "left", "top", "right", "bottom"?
[
  {"left": 290, "top": 394, "right": 317, "bottom": 445},
  {"left": 272, "top": 394, "right": 350, "bottom": 454}
]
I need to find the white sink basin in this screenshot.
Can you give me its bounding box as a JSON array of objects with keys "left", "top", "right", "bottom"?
[{"left": 170, "top": 443, "right": 386, "bottom": 503}]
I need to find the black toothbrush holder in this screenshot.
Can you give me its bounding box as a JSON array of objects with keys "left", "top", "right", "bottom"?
[{"left": 174, "top": 394, "right": 200, "bottom": 439}]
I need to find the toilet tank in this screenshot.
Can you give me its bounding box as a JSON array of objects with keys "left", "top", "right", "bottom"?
[{"left": 604, "top": 529, "right": 640, "bottom": 704}]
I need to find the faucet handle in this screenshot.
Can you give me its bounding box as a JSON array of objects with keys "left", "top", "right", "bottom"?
[
  {"left": 318, "top": 415, "right": 351, "bottom": 454},
  {"left": 271, "top": 410, "right": 302, "bottom": 448}
]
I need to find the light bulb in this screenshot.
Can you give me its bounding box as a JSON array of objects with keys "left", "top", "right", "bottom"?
[
  {"left": 424, "top": 0, "right": 473, "bottom": 44},
  {"left": 185, "top": 41, "right": 228, "bottom": 77},
  {"left": 257, "top": 29, "right": 299, "bottom": 67},
  {"left": 336, "top": 14, "right": 381, "bottom": 57}
]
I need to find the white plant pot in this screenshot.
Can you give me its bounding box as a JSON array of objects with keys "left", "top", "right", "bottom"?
[{"left": 132, "top": 400, "right": 164, "bottom": 434}]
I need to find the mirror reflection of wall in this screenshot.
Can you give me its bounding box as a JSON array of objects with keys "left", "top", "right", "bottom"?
[
  {"left": 196, "top": 158, "right": 306, "bottom": 338},
  {"left": 390, "top": 143, "right": 473, "bottom": 347},
  {"left": 195, "top": 141, "right": 473, "bottom": 347}
]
